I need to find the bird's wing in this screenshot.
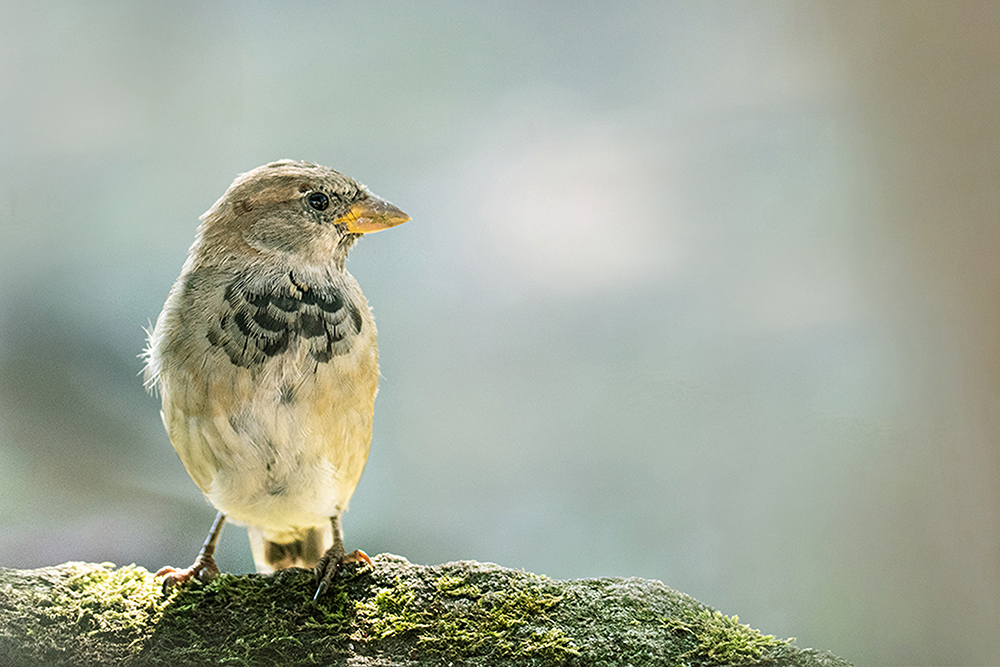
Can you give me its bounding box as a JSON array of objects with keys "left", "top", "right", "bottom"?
[{"left": 208, "top": 271, "right": 365, "bottom": 369}]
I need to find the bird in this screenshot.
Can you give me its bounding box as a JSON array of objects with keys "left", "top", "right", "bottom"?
[{"left": 143, "top": 160, "right": 409, "bottom": 598}]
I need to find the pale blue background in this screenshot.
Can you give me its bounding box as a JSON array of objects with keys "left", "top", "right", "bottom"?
[{"left": 2, "top": 3, "right": 998, "bottom": 665}]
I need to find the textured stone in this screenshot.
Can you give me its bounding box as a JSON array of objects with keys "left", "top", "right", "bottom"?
[{"left": 0, "top": 555, "right": 852, "bottom": 666}]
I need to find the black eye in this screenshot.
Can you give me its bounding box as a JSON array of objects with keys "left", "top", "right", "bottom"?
[{"left": 307, "top": 192, "right": 329, "bottom": 211}]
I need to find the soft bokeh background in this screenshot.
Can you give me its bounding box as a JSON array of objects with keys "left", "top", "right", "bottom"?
[{"left": 1, "top": 2, "right": 998, "bottom": 664}]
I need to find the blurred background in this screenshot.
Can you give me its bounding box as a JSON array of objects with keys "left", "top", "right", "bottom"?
[{"left": 1, "top": 1, "right": 998, "bottom": 664}]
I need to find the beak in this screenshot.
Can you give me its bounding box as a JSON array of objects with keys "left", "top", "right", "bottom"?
[{"left": 335, "top": 195, "right": 410, "bottom": 234}]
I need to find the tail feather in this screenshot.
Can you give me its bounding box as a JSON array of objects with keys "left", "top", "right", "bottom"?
[{"left": 247, "top": 523, "right": 333, "bottom": 573}]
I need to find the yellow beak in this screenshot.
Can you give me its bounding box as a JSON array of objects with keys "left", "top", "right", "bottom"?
[{"left": 335, "top": 195, "right": 410, "bottom": 234}]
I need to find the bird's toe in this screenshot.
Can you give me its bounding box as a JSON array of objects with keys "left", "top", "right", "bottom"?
[
  {"left": 156, "top": 555, "right": 220, "bottom": 594},
  {"left": 313, "top": 549, "right": 371, "bottom": 599}
]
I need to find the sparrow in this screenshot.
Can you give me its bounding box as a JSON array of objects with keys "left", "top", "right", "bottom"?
[{"left": 143, "top": 160, "right": 408, "bottom": 598}]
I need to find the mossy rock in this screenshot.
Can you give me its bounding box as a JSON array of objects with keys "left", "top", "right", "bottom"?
[{"left": 0, "top": 554, "right": 851, "bottom": 666}]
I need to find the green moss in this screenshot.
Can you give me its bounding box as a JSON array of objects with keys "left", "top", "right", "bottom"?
[
  {"left": 139, "top": 567, "right": 356, "bottom": 666},
  {"left": 63, "top": 564, "right": 166, "bottom": 642},
  {"left": 665, "top": 609, "right": 785, "bottom": 666},
  {"left": 1, "top": 558, "right": 847, "bottom": 667},
  {"left": 436, "top": 574, "right": 483, "bottom": 598},
  {"left": 356, "top": 581, "right": 428, "bottom": 639},
  {"left": 354, "top": 573, "right": 579, "bottom": 664},
  {"left": 0, "top": 562, "right": 166, "bottom": 666}
]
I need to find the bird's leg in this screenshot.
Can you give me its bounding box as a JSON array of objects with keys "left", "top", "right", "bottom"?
[
  {"left": 313, "top": 514, "right": 371, "bottom": 599},
  {"left": 157, "top": 511, "right": 225, "bottom": 592}
]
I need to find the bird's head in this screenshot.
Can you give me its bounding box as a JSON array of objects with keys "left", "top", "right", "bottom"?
[{"left": 194, "top": 160, "right": 409, "bottom": 268}]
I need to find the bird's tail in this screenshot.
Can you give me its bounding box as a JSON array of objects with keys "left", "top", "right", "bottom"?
[{"left": 247, "top": 522, "right": 333, "bottom": 573}]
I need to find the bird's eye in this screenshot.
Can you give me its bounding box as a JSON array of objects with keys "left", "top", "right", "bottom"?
[{"left": 307, "top": 192, "right": 329, "bottom": 211}]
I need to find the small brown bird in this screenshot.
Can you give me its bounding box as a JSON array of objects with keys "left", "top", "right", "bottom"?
[{"left": 143, "top": 160, "right": 408, "bottom": 597}]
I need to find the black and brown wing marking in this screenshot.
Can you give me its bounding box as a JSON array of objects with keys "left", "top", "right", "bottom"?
[{"left": 207, "top": 272, "right": 364, "bottom": 368}]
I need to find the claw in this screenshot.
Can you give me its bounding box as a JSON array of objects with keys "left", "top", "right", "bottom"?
[
  {"left": 156, "top": 555, "right": 220, "bottom": 594},
  {"left": 313, "top": 579, "right": 328, "bottom": 601},
  {"left": 341, "top": 550, "right": 373, "bottom": 567},
  {"left": 313, "top": 549, "right": 372, "bottom": 599}
]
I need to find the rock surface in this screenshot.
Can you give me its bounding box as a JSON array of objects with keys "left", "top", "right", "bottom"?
[{"left": 0, "top": 554, "right": 851, "bottom": 666}]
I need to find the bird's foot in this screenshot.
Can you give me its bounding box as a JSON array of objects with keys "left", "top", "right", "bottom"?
[
  {"left": 156, "top": 555, "right": 220, "bottom": 593},
  {"left": 313, "top": 549, "right": 372, "bottom": 600}
]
